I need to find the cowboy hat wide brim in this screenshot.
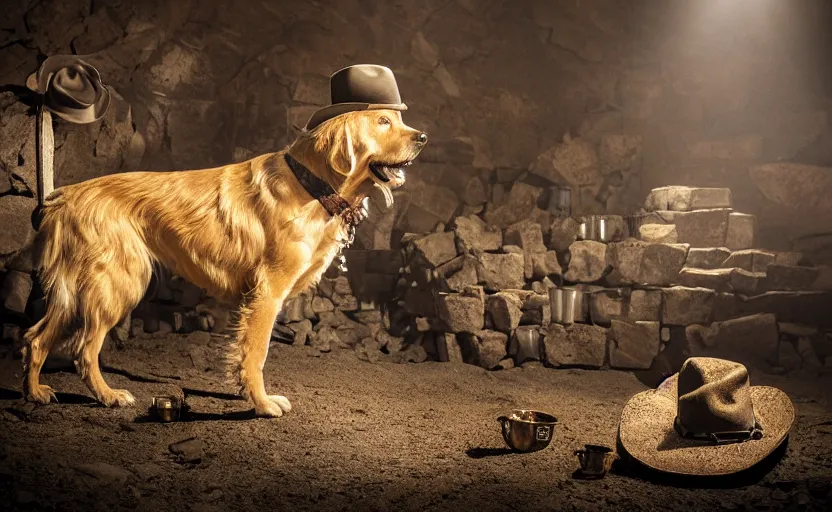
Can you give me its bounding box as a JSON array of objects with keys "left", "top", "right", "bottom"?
[
  {"left": 26, "top": 54, "right": 111, "bottom": 125},
  {"left": 303, "top": 102, "right": 407, "bottom": 131},
  {"left": 618, "top": 375, "right": 795, "bottom": 476}
]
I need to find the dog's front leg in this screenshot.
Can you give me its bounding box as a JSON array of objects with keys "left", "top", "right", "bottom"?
[{"left": 232, "top": 290, "right": 292, "bottom": 418}]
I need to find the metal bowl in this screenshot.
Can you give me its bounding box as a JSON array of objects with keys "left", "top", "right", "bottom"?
[{"left": 497, "top": 409, "right": 558, "bottom": 453}]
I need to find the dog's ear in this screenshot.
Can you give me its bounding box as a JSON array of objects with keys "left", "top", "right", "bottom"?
[{"left": 315, "top": 116, "right": 357, "bottom": 176}]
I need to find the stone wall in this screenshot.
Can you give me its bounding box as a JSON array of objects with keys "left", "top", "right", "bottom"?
[{"left": 2, "top": 0, "right": 832, "bottom": 369}]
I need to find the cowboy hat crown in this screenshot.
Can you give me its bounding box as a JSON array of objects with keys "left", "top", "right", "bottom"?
[{"left": 304, "top": 64, "right": 407, "bottom": 131}]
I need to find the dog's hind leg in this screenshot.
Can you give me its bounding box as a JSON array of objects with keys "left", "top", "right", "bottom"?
[
  {"left": 73, "top": 253, "right": 151, "bottom": 407},
  {"left": 23, "top": 317, "right": 62, "bottom": 404}
]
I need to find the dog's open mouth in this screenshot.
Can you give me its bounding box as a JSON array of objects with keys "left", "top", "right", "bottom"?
[{"left": 369, "top": 160, "right": 412, "bottom": 186}]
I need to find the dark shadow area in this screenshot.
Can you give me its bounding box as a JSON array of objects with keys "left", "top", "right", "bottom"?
[
  {"left": 634, "top": 326, "right": 690, "bottom": 388},
  {"left": 613, "top": 434, "right": 790, "bottom": 489},
  {"left": 133, "top": 407, "right": 257, "bottom": 424},
  {"left": 99, "top": 365, "right": 172, "bottom": 383},
  {"left": 465, "top": 447, "right": 515, "bottom": 459},
  {"left": 0, "top": 387, "right": 94, "bottom": 405},
  {"left": 0, "top": 388, "right": 22, "bottom": 400},
  {"left": 181, "top": 387, "right": 244, "bottom": 401}
]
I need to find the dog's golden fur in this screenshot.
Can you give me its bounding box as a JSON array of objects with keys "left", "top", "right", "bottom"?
[{"left": 23, "top": 109, "right": 425, "bottom": 417}]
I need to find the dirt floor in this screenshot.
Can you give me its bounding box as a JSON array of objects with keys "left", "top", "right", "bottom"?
[{"left": 0, "top": 332, "right": 831, "bottom": 512}]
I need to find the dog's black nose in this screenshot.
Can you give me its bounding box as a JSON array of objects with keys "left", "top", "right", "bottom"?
[{"left": 415, "top": 132, "right": 428, "bottom": 145}]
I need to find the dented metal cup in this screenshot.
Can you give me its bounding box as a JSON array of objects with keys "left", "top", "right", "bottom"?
[
  {"left": 150, "top": 396, "right": 182, "bottom": 422},
  {"left": 575, "top": 444, "right": 618, "bottom": 478}
]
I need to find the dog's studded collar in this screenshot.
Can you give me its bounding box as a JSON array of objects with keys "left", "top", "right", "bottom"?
[
  {"left": 284, "top": 153, "right": 363, "bottom": 226},
  {"left": 284, "top": 153, "right": 362, "bottom": 268}
]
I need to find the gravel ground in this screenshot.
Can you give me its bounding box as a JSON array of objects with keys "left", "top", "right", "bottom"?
[{"left": 0, "top": 332, "right": 830, "bottom": 512}]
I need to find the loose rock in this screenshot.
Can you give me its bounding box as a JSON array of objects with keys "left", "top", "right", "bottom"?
[
  {"left": 640, "top": 243, "right": 688, "bottom": 286},
  {"left": 721, "top": 249, "right": 775, "bottom": 273},
  {"left": 436, "top": 333, "right": 463, "bottom": 362},
  {"left": 685, "top": 247, "right": 732, "bottom": 269},
  {"left": 565, "top": 240, "right": 608, "bottom": 283},
  {"left": 452, "top": 215, "right": 502, "bottom": 253},
  {"left": 458, "top": 330, "right": 508, "bottom": 369},
  {"left": 436, "top": 293, "right": 484, "bottom": 333},
  {"left": 644, "top": 186, "right": 732, "bottom": 212},
  {"left": 662, "top": 286, "right": 716, "bottom": 325},
  {"left": 686, "top": 313, "right": 779, "bottom": 369},
  {"left": 639, "top": 223, "right": 678, "bottom": 243},
  {"left": 725, "top": 212, "right": 756, "bottom": 250},
  {"left": 485, "top": 292, "right": 523, "bottom": 333},
  {"left": 542, "top": 323, "right": 607, "bottom": 368},
  {"left": 476, "top": 253, "right": 525, "bottom": 291},
  {"left": 608, "top": 320, "right": 660, "bottom": 370},
  {"left": 763, "top": 265, "right": 819, "bottom": 292},
  {"left": 548, "top": 217, "right": 581, "bottom": 253}
]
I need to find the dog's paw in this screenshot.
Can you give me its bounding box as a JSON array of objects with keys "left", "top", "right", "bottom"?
[
  {"left": 254, "top": 400, "right": 286, "bottom": 418},
  {"left": 268, "top": 395, "right": 292, "bottom": 413},
  {"left": 101, "top": 389, "right": 136, "bottom": 408},
  {"left": 26, "top": 384, "right": 57, "bottom": 404}
]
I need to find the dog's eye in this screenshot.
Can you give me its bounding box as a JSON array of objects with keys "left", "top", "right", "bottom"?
[{"left": 378, "top": 116, "right": 390, "bottom": 126}]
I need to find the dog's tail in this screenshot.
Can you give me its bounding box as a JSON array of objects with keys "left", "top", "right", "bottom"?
[{"left": 23, "top": 190, "right": 76, "bottom": 359}]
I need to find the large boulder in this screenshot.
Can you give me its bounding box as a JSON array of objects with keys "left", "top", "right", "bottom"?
[
  {"left": 476, "top": 253, "right": 525, "bottom": 291},
  {"left": 655, "top": 209, "right": 731, "bottom": 248},
  {"left": 542, "top": 323, "right": 607, "bottom": 368},
  {"left": 483, "top": 182, "right": 544, "bottom": 229},
  {"left": 548, "top": 217, "right": 581, "bottom": 253},
  {"left": 721, "top": 249, "right": 775, "bottom": 273},
  {"left": 485, "top": 292, "right": 523, "bottom": 333},
  {"left": 725, "top": 212, "right": 756, "bottom": 251},
  {"left": 685, "top": 247, "right": 732, "bottom": 269},
  {"left": 458, "top": 330, "right": 508, "bottom": 370},
  {"left": 608, "top": 320, "right": 660, "bottom": 370},
  {"left": 531, "top": 134, "right": 599, "bottom": 186},
  {"left": 662, "top": 286, "right": 716, "bottom": 325},
  {"left": 504, "top": 220, "right": 547, "bottom": 279},
  {"left": 686, "top": 314, "right": 779, "bottom": 370},
  {"left": 565, "top": 240, "right": 608, "bottom": 283},
  {"left": 436, "top": 292, "right": 484, "bottom": 333},
  {"left": 452, "top": 215, "right": 502, "bottom": 253},
  {"left": 639, "top": 243, "right": 688, "bottom": 286},
  {"left": 644, "top": 186, "right": 732, "bottom": 212},
  {"left": 411, "top": 232, "right": 458, "bottom": 268}
]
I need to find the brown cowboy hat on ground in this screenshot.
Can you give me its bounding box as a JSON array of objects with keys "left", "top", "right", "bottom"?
[
  {"left": 618, "top": 357, "right": 794, "bottom": 477},
  {"left": 304, "top": 64, "right": 407, "bottom": 131},
  {"left": 26, "top": 54, "right": 111, "bottom": 124}
]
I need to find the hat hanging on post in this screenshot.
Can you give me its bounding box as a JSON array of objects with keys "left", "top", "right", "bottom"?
[
  {"left": 303, "top": 64, "right": 407, "bottom": 131},
  {"left": 617, "top": 357, "right": 794, "bottom": 477},
  {"left": 25, "top": 55, "right": 111, "bottom": 229}
]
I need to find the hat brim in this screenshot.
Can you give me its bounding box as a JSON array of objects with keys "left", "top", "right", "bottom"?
[
  {"left": 304, "top": 102, "right": 407, "bottom": 131},
  {"left": 26, "top": 55, "right": 112, "bottom": 125},
  {"left": 618, "top": 375, "right": 795, "bottom": 476}
]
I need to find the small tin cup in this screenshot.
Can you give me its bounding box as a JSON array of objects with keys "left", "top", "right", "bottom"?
[
  {"left": 150, "top": 396, "right": 183, "bottom": 422},
  {"left": 574, "top": 444, "right": 618, "bottom": 478}
]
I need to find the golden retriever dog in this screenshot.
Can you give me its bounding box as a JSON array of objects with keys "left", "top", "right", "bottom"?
[{"left": 22, "top": 108, "right": 427, "bottom": 417}]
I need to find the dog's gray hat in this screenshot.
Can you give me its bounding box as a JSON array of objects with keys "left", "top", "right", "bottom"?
[
  {"left": 26, "top": 55, "right": 111, "bottom": 124},
  {"left": 304, "top": 64, "right": 407, "bottom": 131},
  {"left": 618, "top": 357, "right": 794, "bottom": 476}
]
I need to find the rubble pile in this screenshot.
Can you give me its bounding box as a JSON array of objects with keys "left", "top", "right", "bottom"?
[{"left": 371, "top": 184, "right": 832, "bottom": 376}]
